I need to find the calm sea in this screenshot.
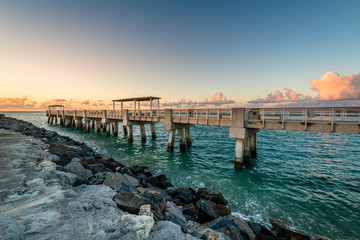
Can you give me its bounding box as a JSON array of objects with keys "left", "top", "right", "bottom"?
[{"left": 2, "top": 111, "right": 360, "bottom": 240}]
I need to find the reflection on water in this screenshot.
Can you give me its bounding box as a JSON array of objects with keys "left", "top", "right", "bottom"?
[{"left": 2, "top": 111, "right": 360, "bottom": 240}]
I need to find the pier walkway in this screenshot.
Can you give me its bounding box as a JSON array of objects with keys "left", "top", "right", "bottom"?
[{"left": 46, "top": 97, "right": 360, "bottom": 168}]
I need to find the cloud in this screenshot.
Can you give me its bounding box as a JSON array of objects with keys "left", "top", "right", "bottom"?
[
  {"left": 0, "top": 97, "right": 33, "bottom": 109},
  {"left": 162, "top": 92, "right": 235, "bottom": 108},
  {"left": 248, "top": 89, "right": 310, "bottom": 104},
  {"left": 311, "top": 72, "right": 360, "bottom": 100},
  {"left": 81, "top": 100, "right": 90, "bottom": 105}
]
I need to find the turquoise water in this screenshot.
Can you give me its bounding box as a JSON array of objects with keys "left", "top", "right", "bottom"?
[{"left": 3, "top": 111, "right": 360, "bottom": 240}]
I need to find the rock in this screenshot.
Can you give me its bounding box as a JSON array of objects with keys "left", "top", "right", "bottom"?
[
  {"left": 246, "top": 221, "right": 275, "bottom": 238},
  {"left": 182, "top": 203, "right": 196, "bottom": 218},
  {"left": 218, "top": 226, "right": 241, "bottom": 240},
  {"left": 139, "top": 204, "right": 153, "bottom": 217},
  {"left": 86, "top": 172, "right": 110, "bottom": 185},
  {"left": 184, "top": 220, "right": 231, "bottom": 240},
  {"left": 204, "top": 216, "right": 256, "bottom": 240},
  {"left": 113, "top": 192, "right": 164, "bottom": 221},
  {"left": 148, "top": 221, "right": 198, "bottom": 240},
  {"left": 22, "top": 161, "right": 37, "bottom": 169},
  {"left": 124, "top": 174, "right": 141, "bottom": 187},
  {"left": 121, "top": 214, "right": 154, "bottom": 240},
  {"left": 103, "top": 172, "right": 139, "bottom": 193},
  {"left": 195, "top": 199, "right": 221, "bottom": 223},
  {"left": 49, "top": 143, "right": 75, "bottom": 156},
  {"left": 270, "top": 218, "right": 310, "bottom": 240},
  {"left": 98, "top": 158, "right": 123, "bottom": 172},
  {"left": 164, "top": 201, "right": 186, "bottom": 227},
  {"left": 147, "top": 174, "right": 172, "bottom": 189},
  {"left": 64, "top": 161, "right": 93, "bottom": 180},
  {"left": 215, "top": 205, "right": 231, "bottom": 216},
  {"left": 195, "top": 188, "right": 228, "bottom": 205},
  {"left": 138, "top": 187, "right": 173, "bottom": 209},
  {"left": 129, "top": 165, "right": 149, "bottom": 174},
  {"left": 36, "top": 160, "right": 56, "bottom": 171},
  {"left": 87, "top": 163, "right": 105, "bottom": 174},
  {"left": 167, "top": 187, "right": 195, "bottom": 205}
]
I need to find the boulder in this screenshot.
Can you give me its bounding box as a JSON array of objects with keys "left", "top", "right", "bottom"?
[
  {"left": 195, "top": 188, "right": 228, "bottom": 205},
  {"left": 215, "top": 205, "right": 231, "bottom": 216},
  {"left": 148, "top": 221, "right": 198, "bottom": 240},
  {"left": 195, "top": 199, "right": 221, "bottom": 223},
  {"left": 103, "top": 172, "right": 139, "bottom": 193},
  {"left": 86, "top": 172, "right": 110, "bottom": 185},
  {"left": 139, "top": 204, "right": 153, "bottom": 217},
  {"left": 204, "top": 216, "right": 256, "bottom": 240},
  {"left": 138, "top": 187, "right": 173, "bottom": 209},
  {"left": 49, "top": 143, "right": 75, "bottom": 156},
  {"left": 129, "top": 165, "right": 149, "bottom": 174},
  {"left": 64, "top": 161, "right": 93, "bottom": 180},
  {"left": 167, "top": 187, "right": 195, "bottom": 205},
  {"left": 147, "top": 174, "right": 172, "bottom": 189},
  {"left": 87, "top": 163, "right": 105, "bottom": 174},
  {"left": 113, "top": 192, "right": 164, "bottom": 221},
  {"left": 184, "top": 220, "right": 231, "bottom": 240},
  {"left": 182, "top": 203, "right": 196, "bottom": 218},
  {"left": 164, "top": 201, "right": 186, "bottom": 227},
  {"left": 270, "top": 218, "right": 310, "bottom": 240},
  {"left": 36, "top": 161, "right": 56, "bottom": 171},
  {"left": 120, "top": 214, "right": 154, "bottom": 240},
  {"left": 124, "top": 174, "right": 141, "bottom": 187}
]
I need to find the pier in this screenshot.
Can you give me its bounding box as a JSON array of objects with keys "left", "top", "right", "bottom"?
[{"left": 47, "top": 97, "right": 360, "bottom": 169}]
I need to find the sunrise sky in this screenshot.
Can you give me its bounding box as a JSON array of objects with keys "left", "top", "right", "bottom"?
[{"left": 1, "top": 0, "right": 360, "bottom": 110}]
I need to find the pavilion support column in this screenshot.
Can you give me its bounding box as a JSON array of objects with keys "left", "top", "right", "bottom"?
[
  {"left": 234, "top": 138, "right": 245, "bottom": 169},
  {"left": 114, "top": 122, "right": 118, "bottom": 135},
  {"left": 91, "top": 120, "right": 95, "bottom": 129},
  {"left": 167, "top": 129, "right": 176, "bottom": 152},
  {"left": 178, "top": 128, "right": 186, "bottom": 152},
  {"left": 140, "top": 124, "right": 146, "bottom": 142},
  {"left": 127, "top": 125, "right": 133, "bottom": 143},
  {"left": 123, "top": 125, "right": 128, "bottom": 135},
  {"left": 150, "top": 123, "right": 156, "bottom": 139},
  {"left": 185, "top": 127, "right": 192, "bottom": 147},
  {"left": 250, "top": 134, "right": 257, "bottom": 158},
  {"left": 106, "top": 123, "right": 111, "bottom": 136},
  {"left": 47, "top": 116, "right": 51, "bottom": 124},
  {"left": 96, "top": 121, "right": 101, "bottom": 133},
  {"left": 50, "top": 117, "right": 54, "bottom": 125},
  {"left": 244, "top": 137, "right": 251, "bottom": 165}
]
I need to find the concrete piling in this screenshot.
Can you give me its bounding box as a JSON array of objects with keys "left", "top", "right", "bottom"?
[
  {"left": 106, "top": 123, "right": 111, "bottom": 136},
  {"left": 114, "top": 122, "right": 118, "bottom": 135},
  {"left": 140, "top": 124, "right": 146, "bottom": 141},
  {"left": 96, "top": 121, "right": 101, "bottom": 133},
  {"left": 150, "top": 123, "right": 156, "bottom": 139},
  {"left": 234, "top": 138, "right": 245, "bottom": 169},
  {"left": 250, "top": 134, "right": 257, "bottom": 157},
  {"left": 185, "top": 127, "right": 192, "bottom": 147},
  {"left": 167, "top": 129, "right": 175, "bottom": 152},
  {"left": 123, "top": 125, "right": 128, "bottom": 135},
  {"left": 127, "top": 125, "right": 133, "bottom": 142},
  {"left": 244, "top": 137, "right": 251, "bottom": 165},
  {"left": 178, "top": 128, "right": 186, "bottom": 151}
]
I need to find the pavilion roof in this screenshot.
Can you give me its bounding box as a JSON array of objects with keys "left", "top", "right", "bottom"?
[{"left": 112, "top": 96, "right": 161, "bottom": 102}]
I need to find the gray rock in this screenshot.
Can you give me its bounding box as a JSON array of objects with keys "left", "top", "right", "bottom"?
[
  {"left": 36, "top": 160, "right": 56, "bottom": 171},
  {"left": 103, "top": 172, "right": 139, "bottom": 193},
  {"left": 64, "top": 161, "right": 93, "bottom": 180},
  {"left": 124, "top": 173, "right": 141, "bottom": 187},
  {"left": 165, "top": 201, "right": 186, "bottom": 227},
  {"left": 195, "top": 188, "right": 228, "bottom": 205},
  {"left": 148, "top": 221, "right": 193, "bottom": 240},
  {"left": 120, "top": 214, "right": 154, "bottom": 240},
  {"left": 184, "top": 220, "right": 231, "bottom": 240},
  {"left": 195, "top": 199, "right": 221, "bottom": 223},
  {"left": 139, "top": 204, "right": 153, "bottom": 217},
  {"left": 113, "top": 192, "right": 164, "bottom": 221},
  {"left": 87, "top": 172, "right": 110, "bottom": 185}
]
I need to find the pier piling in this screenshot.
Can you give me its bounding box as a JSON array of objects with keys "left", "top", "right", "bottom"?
[
  {"left": 244, "top": 137, "right": 251, "bottom": 165},
  {"left": 123, "top": 125, "right": 128, "bottom": 135},
  {"left": 178, "top": 128, "right": 186, "bottom": 151},
  {"left": 185, "top": 127, "right": 192, "bottom": 147},
  {"left": 140, "top": 124, "right": 146, "bottom": 141},
  {"left": 167, "top": 129, "right": 175, "bottom": 152},
  {"left": 150, "top": 123, "right": 156, "bottom": 139},
  {"left": 250, "top": 134, "right": 257, "bottom": 157},
  {"left": 127, "top": 125, "right": 133, "bottom": 142},
  {"left": 234, "top": 138, "right": 245, "bottom": 169}
]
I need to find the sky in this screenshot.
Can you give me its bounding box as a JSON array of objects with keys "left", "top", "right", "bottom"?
[{"left": 1, "top": 0, "right": 360, "bottom": 110}]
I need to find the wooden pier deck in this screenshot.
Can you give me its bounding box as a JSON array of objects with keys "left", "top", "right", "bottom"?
[{"left": 46, "top": 99, "right": 360, "bottom": 169}]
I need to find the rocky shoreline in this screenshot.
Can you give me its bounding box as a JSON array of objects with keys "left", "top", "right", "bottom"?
[{"left": 0, "top": 114, "right": 329, "bottom": 240}]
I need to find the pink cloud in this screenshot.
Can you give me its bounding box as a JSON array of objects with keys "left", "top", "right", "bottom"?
[{"left": 162, "top": 92, "right": 235, "bottom": 108}]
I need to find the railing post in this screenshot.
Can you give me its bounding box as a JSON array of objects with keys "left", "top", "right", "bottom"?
[
  {"left": 262, "top": 109, "right": 265, "bottom": 128},
  {"left": 304, "top": 109, "right": 308, "bottom": 131},
  {"left": 196, "top": 110, "right": 199, "bottom": 124},
  {"left": 282, "top": 109, "right": 285, "bottom": 130},
  {"left": 206, "top": 110, "right": 209, "bottom": 125},
  {"left": 331, "top": 108, "right": 335, "bottom": 132},
  {"left": 217, "top": 109, "right": 220, "bottom": 126}
]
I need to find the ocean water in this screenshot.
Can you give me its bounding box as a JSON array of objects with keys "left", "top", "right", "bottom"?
[{"left": 2, "top": 111, "right": 360, "bottom": 240}]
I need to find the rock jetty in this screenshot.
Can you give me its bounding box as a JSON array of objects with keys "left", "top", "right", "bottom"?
[{"left": 0, "top": 114, "right": 329, "bottom": 240}]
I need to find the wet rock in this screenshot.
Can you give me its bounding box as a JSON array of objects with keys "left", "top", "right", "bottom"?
[
  {"left": 124, "top": 174, "right": 141, "bottom": 187},
  {"left": 148, "top": 221, "right": 199, "bottom": 240},
  {"left": 147, "top": 174, "right": 172, "bottom": 189},
  {"left": 138, "top": 187, "right": 173, "bottom": 209},
  {"left": 247, "top": 221, "right": 275, "bottom": 238},
  {"left": 215, "top": 205, "right": 231, "bottom": 216},
  {"left": 184, "top": 220, "right": 231, "bottom": 240},
  {"left": 204, "top": 216, "right": 256, "bottom": 240},
  {"left": 182, "top": 203, "right": 196, "bottom": 218},
  {"left": 120, "top": 214, "right": 154, "bottom": 240},
  {"left": 64, "top": 161, "right": 93, "bottom": 180},
  {"left": 87, "top": 163, "right": 105, "bottom": 174},
  {"left": 218, "top": 226, "right": 241, "bottom": 240},
  {"left": 113, "top": 192, "right": 164, "bottom": 221},
  {"left": 103, "top": 172, "right": 139, "bottom": 193},
  {"left": 129, "top": 165, "right": 149, "bottom": 174},
  {"left": 86, "top": 172, "right": 110, "bottom": 185},
  {"left": 49, "top": 143, "right": 75, "bottom": 156},
  {"left": 195, "top": 188, "right": 228, "bottom": 205},
  {"left": 164, "top": 201, "right": 186, "bottom": 227},
  {"left": 195, "top": 199, "right": 221, "bottom": 223},
  {"left": 270, "top": 218, "right": 310, "bottom": 240},
  {"left": 36, "top": 160, "right": 56, "bottom": 171},
  {"left": 167, "top": 187, "right": 195, "bottom": 205}
]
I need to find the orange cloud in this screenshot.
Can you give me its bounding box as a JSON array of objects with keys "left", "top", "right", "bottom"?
[
  {"left": 162, "top": 92, "right": 235, "bottom": 108},
  {"left": 311, "top": 72, "right": 360, "bottom": 100}
]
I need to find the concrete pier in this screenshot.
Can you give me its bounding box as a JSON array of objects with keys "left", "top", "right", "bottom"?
[
  {"left": 234, "top": 138, "right": 245, "bottom": 169},
  {"left": 250, "top": 134, "right": 257, "bottom": 157},
  {"left": 244, "top": 137, "right": 251, "bottom": 165},
  {"left": 106, "top": 123, "right": 111, "bottom": 136},
  {"left": 113, "top": 122, "right": 118, "bottom": 135},
  {"left": 127, "top": 125, "right": 133, "bottom": 143},
  {"left": 123, "top": 125, "right": 128, "bottom": 135},
  {"left": 150, "top": 123, "right": 156, "bottom": 139},
  {"left": 185, "top": 127, "right": 192, "bottom": 147},
  {"left": 178, "top": 128, "right": 186, "bottom": 151},
  {"left": 167, "top": 129, "right": 175, "bottom": 152},
  {"left": 140, "top": 124, "right": 146, "bottom": 141}
]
